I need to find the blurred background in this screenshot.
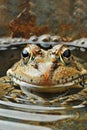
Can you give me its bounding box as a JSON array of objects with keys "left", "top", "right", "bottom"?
[
  {"left": 0, "top": 0, "right": 87, "bottom": 39},
  {"left": 0, "top": 0, "right": 21, "bottom": 36}
]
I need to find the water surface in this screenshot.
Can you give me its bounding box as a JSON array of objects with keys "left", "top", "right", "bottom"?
[{"left": 0, "top": 40, "right": 87, "bottom": 130}]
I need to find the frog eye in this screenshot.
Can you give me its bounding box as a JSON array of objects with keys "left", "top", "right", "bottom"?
[
  {"left": 22, "top": 49, "right": 30, "bottom": 58},
  {"left": 21, "top": 49, "right": 32, "bottom": 64},
  {"left": 63, "top": 49, "right": 71, "bottom": 58}
]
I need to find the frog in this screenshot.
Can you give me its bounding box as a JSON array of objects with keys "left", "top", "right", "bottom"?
[
  {"left": 0, "top": 34, "right": 87, "bottom": 105},
  {"left": 6, "top": 42, "right": 87, "bottom": 103}
]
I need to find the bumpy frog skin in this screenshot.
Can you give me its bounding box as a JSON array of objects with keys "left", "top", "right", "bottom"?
[{"left": 7, "top": 43, "right": 87, "bottom": 95}]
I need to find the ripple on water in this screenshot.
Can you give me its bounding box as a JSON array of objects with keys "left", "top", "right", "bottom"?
[
  {"left": 0, "top": 40, "right": 87, "bottom": 130},
  {"left": 0, "top": 120, "right": 52, "bottom": 130},
  {"left": 0, "top": 100, "right": 87, "bottom": 130}
]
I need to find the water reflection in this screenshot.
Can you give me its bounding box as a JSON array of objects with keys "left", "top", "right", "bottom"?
[
  {"left": 0, "top": 100, "right": 87, "bottom": 130},
  {"left": 0, "top": 121, "right": 52, "bottom": 130}
]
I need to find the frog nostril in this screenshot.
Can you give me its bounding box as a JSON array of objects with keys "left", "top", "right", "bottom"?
[{"left": 31, "top": 63, "right": 38, "bottom": 69}]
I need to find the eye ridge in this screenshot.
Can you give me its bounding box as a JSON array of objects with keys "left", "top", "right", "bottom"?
[{"left": 63, "top": 49, "right": 71, "bottom": 58}]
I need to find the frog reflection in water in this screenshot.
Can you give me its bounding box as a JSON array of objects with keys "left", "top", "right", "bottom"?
[{"left": 6, "top": 40, "right": 87, "bottom": 104}]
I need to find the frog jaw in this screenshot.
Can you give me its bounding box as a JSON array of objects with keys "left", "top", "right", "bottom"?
[{"left": 7, "top": 70, "right": 84, "bottom": 93}]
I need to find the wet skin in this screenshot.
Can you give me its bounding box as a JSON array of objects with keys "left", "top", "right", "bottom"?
[
  {"left": 0, "top": 35, "right": 87, "bottom": 104},
  {"left": 6, "top": 43, "right": 87, "bottom": 102}
]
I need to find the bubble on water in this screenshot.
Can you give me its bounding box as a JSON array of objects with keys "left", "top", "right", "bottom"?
[
  {"left": 0, "top": 47, "right": 7, "bottom": 50},
  {"left": 80, "top": 48, "right": 86, "bottom": 52}
]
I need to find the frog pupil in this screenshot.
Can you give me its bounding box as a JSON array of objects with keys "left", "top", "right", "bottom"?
[
  {"left": 22, "top": 49, "right": 29, "bottom": 58},
  {"left": 63, "top": 49, "right": 71, "bottom": 58}
]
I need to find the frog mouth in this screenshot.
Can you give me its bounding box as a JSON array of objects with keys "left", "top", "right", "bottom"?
[
  {"left": 9, "top": 74, "right": 86, "bottom": 93},
  {"left": 80, "top": 75, "right": 87, "bottom": 87}
]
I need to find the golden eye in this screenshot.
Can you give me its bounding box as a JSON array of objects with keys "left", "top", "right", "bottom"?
[{"left": 63, "top": 49, "right": 71, "bottom": 58}]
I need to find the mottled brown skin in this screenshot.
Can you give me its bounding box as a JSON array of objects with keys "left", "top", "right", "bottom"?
[
  {"left": 0, "top": 43, "right": 87, "bottom": 104},
  {"left": 7, "top": 44, "right": 86, "bottom": 90}
]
